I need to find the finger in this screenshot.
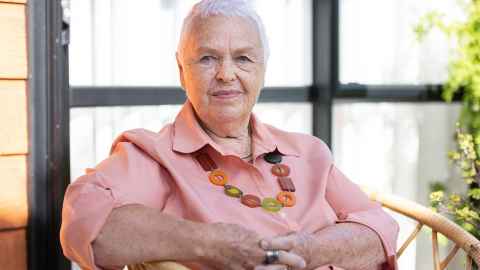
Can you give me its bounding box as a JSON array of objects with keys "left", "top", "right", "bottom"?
[
  {"left": 277, "top": 250, "right": 306, "bottom": 269},
  {"left": 260, "top": 235, "right": 296, "bottom": 250},
  {"left": 254, "top": 264, "right": 288, "bottom": 270}
]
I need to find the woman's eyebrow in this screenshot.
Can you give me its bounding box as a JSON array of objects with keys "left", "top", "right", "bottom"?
[
  {"left": 195, "top": 46, "right": 259, "bottom": 55},
  {"left": 234, "top": 46, "right": 258, "bottom": 55},
  {"left": 195, "top": 46, "right": 220, "bottom": 55}
]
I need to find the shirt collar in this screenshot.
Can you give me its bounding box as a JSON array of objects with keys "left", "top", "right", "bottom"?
[{"left": 172, "top": 101, "right": 300, "bottom": 157}]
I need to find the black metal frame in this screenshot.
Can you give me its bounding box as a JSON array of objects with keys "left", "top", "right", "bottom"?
[
  {"left": 70, "top": 86, "right": 314, "bottom": 107},
  {"left": 311, "top": 0, "right": 338, "bottom": 146},
  {"left": 28, "top": 0, "right": 71, "bottom": 270},
  {"left": 30, "top": 0, "right": 453, "bottom": 269}
]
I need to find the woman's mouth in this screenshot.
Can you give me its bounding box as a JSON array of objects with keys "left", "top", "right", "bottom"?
[{"left": 211, "top": 90, "right": 243, "bottom": 100}]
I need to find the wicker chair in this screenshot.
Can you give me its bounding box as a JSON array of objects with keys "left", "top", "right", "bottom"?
[
  {"left": 365, "top": 189, "right": 480, "bottom": 270},
  {"left": 129, "top": 190, "right": 480, "bottom": 270}
]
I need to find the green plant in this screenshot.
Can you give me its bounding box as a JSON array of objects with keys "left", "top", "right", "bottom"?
[
  {"left": 415, "top": 0, "right": 480, "bottom": 241},
  {"left": 429, "top": 126, "right": 480, "bottom": 239}
]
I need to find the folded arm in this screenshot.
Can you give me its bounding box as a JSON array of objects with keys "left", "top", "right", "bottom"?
[
  {"left": 91, "top": 204, "right": 209, "bottom": 269},
  {"left": 263, "top": 164, "right": 399, "bottom": 270},
  {"left": 309, "top": 222, "right": 387, "bottom": 270},
  {"left": 322, "top": 165, "right": 399, "bottom": 269}
]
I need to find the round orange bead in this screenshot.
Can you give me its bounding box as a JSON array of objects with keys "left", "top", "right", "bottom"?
[
  {"left": 276, "top": 191, "right": 296, "bottom": 207},
  {"left": 208, "top": 170, "right": 228, "bottom": 186}
]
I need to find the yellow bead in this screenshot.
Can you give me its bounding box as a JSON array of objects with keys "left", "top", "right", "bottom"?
[{"left": 224, "top": 185, "right": 243, "bottom": 198}]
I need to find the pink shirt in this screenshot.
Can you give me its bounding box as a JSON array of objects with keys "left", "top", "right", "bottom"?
[{"left": 60, "top": 102, "right": 399, "bottom": 270}]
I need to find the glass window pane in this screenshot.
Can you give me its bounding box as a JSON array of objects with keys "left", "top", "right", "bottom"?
[
  {"left": 333, "top": 102, "right": 461, "bottom": 269},
  {"left": 340, "top": 0, "right": 463, "bottom": 85},
  {"left": 253, "top": 103, "right": 312, "bottom": 134},
  {"left": 69, "top": 0, "right": 312, "bottom": 87},
  {"left": 70, "top": 103, "right": 311, "bottom": 181},
  {"left": 70, "top": 105, "right": 182, "bottom": 180}
]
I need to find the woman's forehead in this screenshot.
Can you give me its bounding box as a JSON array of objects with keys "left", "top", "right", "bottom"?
[{"left": 188, "top": 15, "right": 263, "bottom": 52}]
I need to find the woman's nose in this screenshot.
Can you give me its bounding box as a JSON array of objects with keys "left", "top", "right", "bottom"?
[{"left": 215, "top": 59, "right": 236, "bottom": 82}]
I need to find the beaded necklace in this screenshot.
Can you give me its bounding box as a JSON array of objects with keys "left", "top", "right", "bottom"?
[{"left": 194, "top": 150, "right": 296, "bottom": 212}]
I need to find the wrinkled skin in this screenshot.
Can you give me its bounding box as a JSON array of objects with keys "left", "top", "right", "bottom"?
[
  {"left": 200, "top": 223, "right": 306, "bottom": 270},
  {"left": 258, "top": 231, "right": 315, "bottom": 270},
  {"left": 177, "top": 15, "right": 266, "bottom": 139}
]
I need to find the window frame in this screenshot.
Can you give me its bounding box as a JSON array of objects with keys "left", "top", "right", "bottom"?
[{"left": 28, "top": 0, "right": 71, "bottom": 270}]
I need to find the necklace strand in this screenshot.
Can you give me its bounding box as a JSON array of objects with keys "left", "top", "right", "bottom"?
[{"left": 194, "top": 150, "right": 296, "bottom": 212}]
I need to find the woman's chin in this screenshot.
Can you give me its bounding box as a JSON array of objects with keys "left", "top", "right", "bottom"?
[{"left": 210, "top": 107, "right": 249, "bottom": 122}]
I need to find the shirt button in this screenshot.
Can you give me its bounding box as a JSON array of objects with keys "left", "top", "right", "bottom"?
[{"left": 337, "top": 212, "right": 348, "bottom": 220}]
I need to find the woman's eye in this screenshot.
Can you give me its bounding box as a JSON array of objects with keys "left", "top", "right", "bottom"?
[
  {"left": 199, "top": 56, "right": 215, "bottom": 64},
  {"left": 237, "top": 56, "right": 252, "bottom": 63}
]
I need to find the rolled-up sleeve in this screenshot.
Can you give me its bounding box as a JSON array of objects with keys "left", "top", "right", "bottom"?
[
  {"left": 325, "top": 165, "right": 399, "bottom": 270},
  {"left": 60, "top": 142, "right": 172, "bottom": 270}
]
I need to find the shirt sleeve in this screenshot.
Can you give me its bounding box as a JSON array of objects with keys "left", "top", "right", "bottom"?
[
  {"left": 60, "top": 142, "right": 173, "bottom": 270},
  {"left": 325, "top": 165, "right": 399, "bottom": 270}
]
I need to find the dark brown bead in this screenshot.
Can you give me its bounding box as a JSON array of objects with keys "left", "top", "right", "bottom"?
[
  {"left": 278, "top": 177, "right": 296, "bottom": 192},
  {"left": 241, "top": 194, "right": 261, "bottom": 208},
  {"left": 271, "top": 164, "right": 290, "bottom": 177},
  {"left": 195, "top": 153, "right": 218, "bottom": 171}
]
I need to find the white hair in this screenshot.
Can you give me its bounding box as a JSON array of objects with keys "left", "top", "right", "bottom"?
[{"left": 177, "top": 0, "right": 270, "bottom": 63}]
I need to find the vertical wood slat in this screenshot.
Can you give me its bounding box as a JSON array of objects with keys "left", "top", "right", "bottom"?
[
  {"left": 0, "top": 80, "right": 28, "bottom": 155},
  {"left": 0, "top": 155, "right": 28, "bottom": 229},
  {"left": 432, "top": 231, "right": 441, "bottom": 270},
  {"left": 0, "top": 229, "right": 27, "bottom": 270},
  {"left": 466, "top": 256, "right": 472, "bottom": 270},
  {"left": 0, "top": 2, "right": 27, "bottom": 79}
]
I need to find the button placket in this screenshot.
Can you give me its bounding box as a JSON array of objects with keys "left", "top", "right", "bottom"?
[{"left": 247, "top": 167, "right": 268, "bottom": 198}]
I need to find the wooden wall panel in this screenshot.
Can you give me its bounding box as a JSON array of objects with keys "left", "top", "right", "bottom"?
[
  {"left": 0, "top": 80, "right": 28, "bottom": 155},
  {"left": 0, "top": 1, "right": 28, "bottom": 269},
  {"left": 0, "top": 155, "right": 27, "bottom": 230},
  {"left": 1, "top": 1, "right": 27, "bottom": 3},
  {"left": 0, "top": 3, "right": 27, "bottom": 79},
  {"left": 0, "top": 229, "right": 27, "bottom": 270},
  {"left": 0, "top": 1, "right": 27, "bottom": 4}
]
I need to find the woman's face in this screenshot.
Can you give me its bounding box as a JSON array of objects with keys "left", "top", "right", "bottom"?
[{"left": 177, "top": 15, "right": 266, "bottom": 125}]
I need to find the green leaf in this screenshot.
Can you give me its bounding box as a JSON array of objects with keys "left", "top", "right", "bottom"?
[
  {"left": 462, "top": 222, "right": 475, "bottom": 232},
  {"left": 468, "top": 188, "right": 480, "bottom": 199},
  {"left": 430, "top": 191, "right": 445, "bottom": 203}
]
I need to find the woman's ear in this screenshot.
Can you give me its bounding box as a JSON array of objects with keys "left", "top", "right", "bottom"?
[{"left": 176, "top": 52, "right": 186, "bottom": 90}]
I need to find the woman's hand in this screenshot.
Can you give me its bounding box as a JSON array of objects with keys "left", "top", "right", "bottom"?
[
  {"left": 201, "top": 223, "right": 306, "bottom": 270},
  {"left": 259, "top": 231, "right": 316, "bottom": 270}
]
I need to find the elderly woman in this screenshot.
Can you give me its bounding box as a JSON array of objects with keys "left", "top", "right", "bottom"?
[{"left": 60, "top": 0, "right": 399, "bottom": 270}]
